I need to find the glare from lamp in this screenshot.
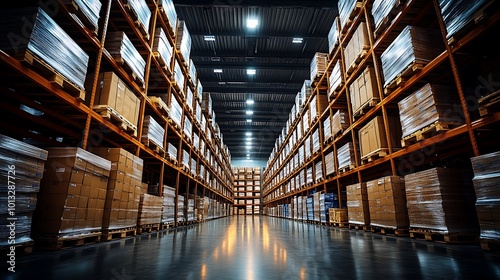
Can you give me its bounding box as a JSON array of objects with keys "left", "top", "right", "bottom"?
[
  {"left": 247, "top": 119, "right": 252, "bottom": 123},
  {"left": 247, "top": 18, "right": 258, "bottom": 29},
  {"left": 204, "top": 35, "right": 216, "bottom": 41},
  {"left": 247, "top": 69, "right": 256, "bottom": 75},
  {"left": 246, "top": 99, "right": 255, "bottom": 105},
  {"left": 214, "top": 69, "right": 223, "bottom": 73},
  {"left": 292, "top": 37, "right": 303, "bottom": 44},
  {"left": 246, "top": 111, "right": 253, "bottom": 115}
]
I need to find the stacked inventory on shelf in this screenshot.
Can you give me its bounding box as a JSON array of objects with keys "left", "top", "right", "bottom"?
[
  {"left": 262, "top": 0, "right": 500, "bottom": 248},
  {"left": 137, "top": 194, "right": 163, "bottom": 227},
  {"left": 232, "top": 167, "right": 261, "bottom": 215},
  {"left": 0, "top": 135, "right": 48, "bottom": 252},
  {"left": 0, "top": 0, "right": 235, "bottom": 244}
]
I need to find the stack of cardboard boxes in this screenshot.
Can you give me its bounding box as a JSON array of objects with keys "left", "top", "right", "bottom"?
[
  {"left": 346, "top": 182, "right": 370, "bottom": 227},
  {"left": 137, "top": 194, "right": 163, "bottom": 226},
  {"left": 366, "top": 176, "right": 409, "bottom": 229}
]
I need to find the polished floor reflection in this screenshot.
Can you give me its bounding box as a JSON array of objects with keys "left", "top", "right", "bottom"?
[{"left": 4, "top": 216, "right": 500, "bottom": 279}]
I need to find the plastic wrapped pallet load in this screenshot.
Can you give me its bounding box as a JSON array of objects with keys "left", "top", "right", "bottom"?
[
  {"left": 405, "top": 167, "right": 478, "bottom": 233},
  {"left": 438, "top": 0, "right": 491, "bottom": 39},
  {"left": 315, "top": 161, "right": 323, "bottom": 182},
  {"left": 338, "top": 0, "right": 361, "bottom": 31},
  {"left": 183, "top": 116, "right": 192, "bottom": 142},
  {"left": 328, "top": 17, "right": 340, "bottom": 54},
  {"left": 337, "top": 142, "right": 356, "bottom": 170},
  {"left": 310, "top": 53, "right": 328, "bottom": 82},
  {"left": 0, "top": 7, "right": 89, "bottom": 92},
  {"left": 331, "top": 109, "right": 349, "bottom": 137},
  {"left": 371, "top": 0, "right": 402, "bottom": 32},
  {"left": 471, "top": 151, "right": 500, "bottom": 242},
  {"left": 142, "top": 115, "right": 165, "bottom": 150},
  {"left": 123, "top": 0, "right": 151, "bottom": 37},
  {"left": 324, "top": 150, "right": 336, "bottom": 177},
  {"left": 380, "top": 26, "right": 442, "bottom": 89},
  {"left": 137, "top": 194, "right": 163, "bottom": 226},
  {"left": 329, "top": 60, "right": 343, "bottom": 99},
  {"left": 0, "top": 135, "right": 48, "bottom": 250},
  {"left": 106, "top": 31, "right": 146, "bottom": 86},
  {"left": 173, "top": 59, "right": 185, "bottom": 94},
  {"left": 323, "top": 116, "right": 332, "bottom": 142},
  {"left": 158, "top": 0, "right": 178, "bottom": 32},
  {"left": 153, "top": 27, "right": 173, "bottom": 68},
  {"left": 176, "top": 20, "right": 192, "bottom": 64},
  {"left": 398, "top": 83, "right": 464, "bottom": 139},
  {"left": 162, "top": 186, "right": 176, "bottom": 224},
  {"left": 72, "top": 0, "right": 102, "bottom": 32},
  {"left": 169, "top": 95, "right": 183, "bottom": 128}
]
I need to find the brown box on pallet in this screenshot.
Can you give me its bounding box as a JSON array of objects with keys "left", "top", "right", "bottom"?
[
  {"left": 350, "top": 66, "right": 379, "bottom": 117},
  {"left": 346, "top": 183, "right": 370, "bottom": 225},
  {"left": 358, "top": 116, "right": 401, "bottom": 160},
  {"left": 366, "top": 176, "right": 409, "bottom": 229},
  {"left": 344, "top": 22, "right": 370, "bottom": 73}
]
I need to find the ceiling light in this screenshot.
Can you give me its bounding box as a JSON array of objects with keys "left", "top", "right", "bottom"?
[
  {"left": 246, "top": 99, "right": 255, "bottom": 105},
  {"left": 247, "top": 69, "right": 256, "bottom": 75},
  {"left": 246, "top": 110, "right": 253, "bottom": 115},
  {"left": 204, "top": 35, "right": 216, "bottom": 41},
  {"left": 292, "top": 37, "right": 303, "bottom": 44},
  {"left": 245, "top": 132, "right": 252, "bottom": 136},
  {"left": 246, "top": 137, "right": 252, "bottom": 141},
  {"left": 214, "top": 69, "right": 223, "bottom": 73},
  {"left": 247, "top": 18, "right": 258, "bottom": 29},
  {"left": 246, "top": 119, "right": 252, "bottom": 123}
]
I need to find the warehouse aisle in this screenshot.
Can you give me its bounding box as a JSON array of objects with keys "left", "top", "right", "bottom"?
[{"left": 5, "top": 216, "right": 500, "bottom": 280}]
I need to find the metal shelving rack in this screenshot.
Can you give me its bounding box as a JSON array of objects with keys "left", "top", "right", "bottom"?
[
  {"left": 0, "top": 0, "right": 234, "bottom": 227},
  {"left": 262, "top": 0, "right": 500, "bottom": 214},
  {"left": 233, "top": 167, "right": 262, "bottom": 215}
]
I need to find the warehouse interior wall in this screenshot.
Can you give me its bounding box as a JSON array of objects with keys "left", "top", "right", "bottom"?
[{"left": 231, "top": 159, "right": 267, "bottom": 168}]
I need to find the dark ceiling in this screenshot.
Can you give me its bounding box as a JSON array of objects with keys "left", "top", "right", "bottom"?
[{"left": 173, "top": 0, "right": 338, "bottom": 161}]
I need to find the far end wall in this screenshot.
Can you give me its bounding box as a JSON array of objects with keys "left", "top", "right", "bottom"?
[{"left": 231, "top": 158, "right": 267, "bottom": 169}]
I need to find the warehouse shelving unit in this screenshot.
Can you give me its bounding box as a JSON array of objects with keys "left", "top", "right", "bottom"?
[
  {"left": 233, "top": 167, "right": 262, "bottom": 215},
  {"left": 0, "top": 0, "right": 233, "bottom": 229},
  {"left": 262, "top": 0, "right": 500, "bottom": 221}
]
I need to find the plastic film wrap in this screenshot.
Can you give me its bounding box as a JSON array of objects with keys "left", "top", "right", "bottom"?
[
  {"left": 183, "top": 116, "right": 192, "bottom": 141},
  {"left": 439, "top": 0, "right": 490, "bottom": 39},
  {"left": 331, "top": 109, "right": 349, "bottom": 137},
  {"left": 158, "top": 0, "right": 178, "bottom": 31},
  {"left": 405, "top": 168, "right": 478, "bottom": 232},
  {"left": 315, "top": 161, "right": 323, "bottom": 182},
  {"left": 137, "top": 194, "right": 163, "bottom": 226},
  {"left": 346, "top": 183, "right": 370, "bottom": 225},
  {"left": 329, "top": 60, "right": 342, "bottom": 99},
  {"left": 142, "top": 115, "right": 165, "bottom": 149},
  {"left": 106, "top": 31, "right": 146, "bottom": 84},
  {"left": 182, "top": 149, "right": 189, "bottom": 169},
  {"left": 398, "top": 83, "right": 464, "bottom": 138},
  {"left": 174, "top": 59, "right": 185, "bottom": 94},
  {"left": 328, "top": 17, "right": 339, "bottom": 54},
  {"left": 176, "top": 20, "right": 191, "bottom": 63},
  {"left": 471, "top": 151, "right": 500, "bottom": 240},
  {"left": 73, "top": 0, "right": 102, "bottom": 31},
  {"left": 312, "top": 129, "right": 320, "bottom": 154},
  {"left": 0, "top": 7, "right": 89, "bottom": 89},
  {"left": 202, "top": 92, "right": 213, "bottom": 117},
  {"left": 124, "top": 0, "right": 151, "bottom": 35},
  {"left": 45, "top": 147, "right": 111, "bottom": 173},
  {"left": 337, "top": 142, "right": 356, "bottom": 169},
  {"left": 170, "top": 95, "right": 183, "bottom": 128},
  {"left": 366, "top": 176, "right": 408, "bottom": 228},
  {"left": 324, "top": 150, "right": 336, "bottom": 177},
  {"left": 189, "top": 59, "right": 197, "bottom": 85},
  {"left": 371, "top": 0, "right": 401, "bottom": 30},
  {"left": 323, "top": 116, "right": 332, "bottom": 142},
  {"left": 338, "top": 0, "right": 360, "bottom": 30},
  {"left": 310, "top": 53, "right": 328, "bottom": 81},
  {"left": 153, "top": 27, "right": 173, "bottom": 68},
  {"left": 305, "top": 137, "right": 311, "bottom": 159}
]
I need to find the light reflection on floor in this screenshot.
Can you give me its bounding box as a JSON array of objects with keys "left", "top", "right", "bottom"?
[{"left": 3, "top": 216, "right": 500, "bottom": 280}]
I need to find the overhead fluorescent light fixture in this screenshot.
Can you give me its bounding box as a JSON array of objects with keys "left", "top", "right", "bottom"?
[
  {"left": 246, "top": 154, "right": 250, "bottom": 157},
  {"left": 246, "top": 137, "right": 252, "bottom": 141},
  {"left": 245, "top": 132, "right": 252, "bottom": 136},
  {"left": 247, "top": 69, "right": 256, "bottom": 75},
  {"left": 246, "top": 99, "right": 255, "bottom": 105},
  {"left": 204, "top": 35, "right": 216, "bottom": 41},
  {"left": 246, "top": 119, "right": 252, "bottom": 123},
  {"left": 214, "top": 69, "right": 223, "bottom": 73},
  {"left": 246, "top": 110, "right": 253, "bottom": 115},
  {"left": 292, "top": 37, "right": 303, "bottom": 44},
  {"left": 247, "top": 18, "right": 259, "bottom": 29}
]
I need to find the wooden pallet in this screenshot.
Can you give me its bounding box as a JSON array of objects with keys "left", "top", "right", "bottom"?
[
  {"left": 64, "top": 0, "right": 99, "bottom": 35},
  {"left": 112, "top": 54, "right": 146, "bottom": 90},
  {"left": 384, "top": 62, "right": 425, "bottom": 94},
  {"left": 410, "top": 229, "right": 479, "bottom": 244},
  {"left": 35, "top": 232, "right": 101, "bottom": 250},
  {"left": 165, "top": 154, "right": 178, "bottom": 165},
  {"left": 1, "top": 241, "right": 34, "bottom": 256},
  {"left": 349, "top": 223, "right": 371, "bottom": 231},
  {"left": 361, "top": 148, "right": 390, "bottom": 164},
  {"left": 338, "top": 164, "right": 356, "bottom": 174},
  {"left": 478, "top": 90, "right": 500, "bottom": 116},
  {"left": 152, "top": 52, "right": 172, "bottom": 74},
  {"left": 123, "top": 3, "right": 150, "bottom": 40},
  {"left": 137, "top": 223, "right": 161, "bottom": 234},
  {"left": 480, "top": 238, "right": 500, "bottom": 251},
  {"left": 101, "top": 227, "right": 136, "bottom": 241},
  {"left": 149, "top": 96, "right": 170, "bottom": 116},
  {"left": 371, "top": 226, "right": 409, "bottom": 237},
  {"left": 353, "top": 99, "right": 379, "bottom": 119},
  {"left": 401, "top": 121, "right": 461, "bottom": 147},
  {"left": 94, "top": 105, "right": 138, "bottom": 137},
  {"left": 331, "top": 221, "right": 349, "bottom": 228},
  {"left": 17, "top": 50, "right": 86, "bottom": 101},
  {"left": 158, "top": 7, "right": 177, "bottom": 37},
  {"left": 346, "top": 49, "right": 369, "bottom": 75},
  {"left": 142, "top": 138, "right": 166, "bottom": 157}
]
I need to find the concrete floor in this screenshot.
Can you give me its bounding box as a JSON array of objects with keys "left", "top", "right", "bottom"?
[{"left": 4, "top": 216, "right": 500, "bottom": 279}]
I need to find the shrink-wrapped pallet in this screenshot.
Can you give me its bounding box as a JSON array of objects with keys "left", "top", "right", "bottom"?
[
  {"left": 182, "top": 149, "right": 190, "bottom": 170},
  {"left": 167, "top": 142, "right": 177, "bottom": 161},
  {"left": 202, "top": 92, "right": 213, "bottom": 117},
  {"left": 323, "top": 115, "right": 332, "bottom": 142},
  {"left": 0, "top": 135, "right": 47, "bottom": 248},
  {"left": 381, "top": 26, "right": 442, "bottom": 88},
  {"left": 170, "top": 95, "right": 183, "bottom": 128},
  {"left": 137, "top": 194, "right": 163, "bottom": 226},
  {"left": 186, "top": 87, "right": 194, "bottom": 112},
  {"left": 405, "top": 168, "right": 478, "bottom": 232},
  {"left": 123, "top": 0, "right": 151, "bottom": 36},
  {"left": 328, "top": 17, "right": 340, "bottom": 54},
  {"left": 153, "top": 28, "right": 173, "bottom": 68},
  {"left": 371, "top": 0, "right": 402, "bottom": 31},
  {"left": 73, "top": 0, "right": 102, "bottom": 31},
  {"left": 331, "top": 109, "right": 349, "bottom": 137},
  {"left": 176, "top": 20, "right": 191, "bottom": 64},
  {"left": 173, "top": 59, "right": 185, "bottom": 94},
  {"left": 471, "top": 151, "right": 500, "bottom": 240},
  {"left": 183, "top": 116, "right": 192, "bottom": 142},
  {"left": 0, "top": 7, "right": 89, "bottom": 90},
  {"left": 305, "top": 137, "right": 311, "bottom": 160},
  {"left": 177, "top": 194, "right": 185, "bottom": 222},
  {"left": 398, "top": 83, "right": 464, "bottom": 138},
  {"left": 325, "top": 150, "right": 336, "bottom": 177},
  {"left": 307, "top": 167, "right": 314, "bottom": 185},
  {"left": 439, "top": 0, "right": 491, "bottom": 39},
  {"left": 312, "top": 129, "right": 320, "bottom": 154},
  {"left": 338, "top": 0, "right": 361, "bottom": 30},
  {"left": 106, "top": 32, "right": 146, "bottom": 85},
  {"left": 346, "top": 183, "right": 370, "bottom": 225},
  {"left": 189, "top": 59, "right": 197, "bottom": 85},
  {"left": 142, "top": 115, "right": 164, "bottom": 149},
  {"left": 158, "top": 0, "right": 178, "bottom": 32},
  {"left": 367, "top": 176, "right": 408, "bottom": 229},
  {"left": 310, "top": 52, "right": 328, "bottom": 82},
  {"left": 315, "top": 161, "right": 323, "bottom": 182},
  {"left": 337, "top": 142, "right": 356, "bottom": 170},
  {"left": 329, "top": 60, "right": 343, "bottom": 99}
]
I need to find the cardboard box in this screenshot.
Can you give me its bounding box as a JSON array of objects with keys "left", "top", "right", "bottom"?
[
  {"left": 358, "top": 116, "right": 401, "bottom": 159},
  {"left": 350, "top": 66, "right": 379, "bottom": 116}
]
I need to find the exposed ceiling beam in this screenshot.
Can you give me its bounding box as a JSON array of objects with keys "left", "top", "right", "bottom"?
[
  {"left": 174, "top": 0, "right": 337, "bottom": 8},
  {"left": 195, "top": 61, "right": 309, "bottom": 70},
  {"left": 190, "top": 51, "right": 320, "bottom": 59},
  {"left": 190, "top": 32, "right": 328, "bottom": 39},
  {"left": 204, "top": 86, "right": 301, "bottom": 93}
]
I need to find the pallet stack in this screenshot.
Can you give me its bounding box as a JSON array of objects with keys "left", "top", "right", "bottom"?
[
  {"left": 137, "top": 194, "right": 163, "bottom": 233},
  {"left": 162, "top": 185, "right": 176, "bottom": 226},
  {"left": 346, "top": 182, "right": 370, "bottom": 230},
  {"left": 106, "top": 31, "right": 146, "bottom": 87}
]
